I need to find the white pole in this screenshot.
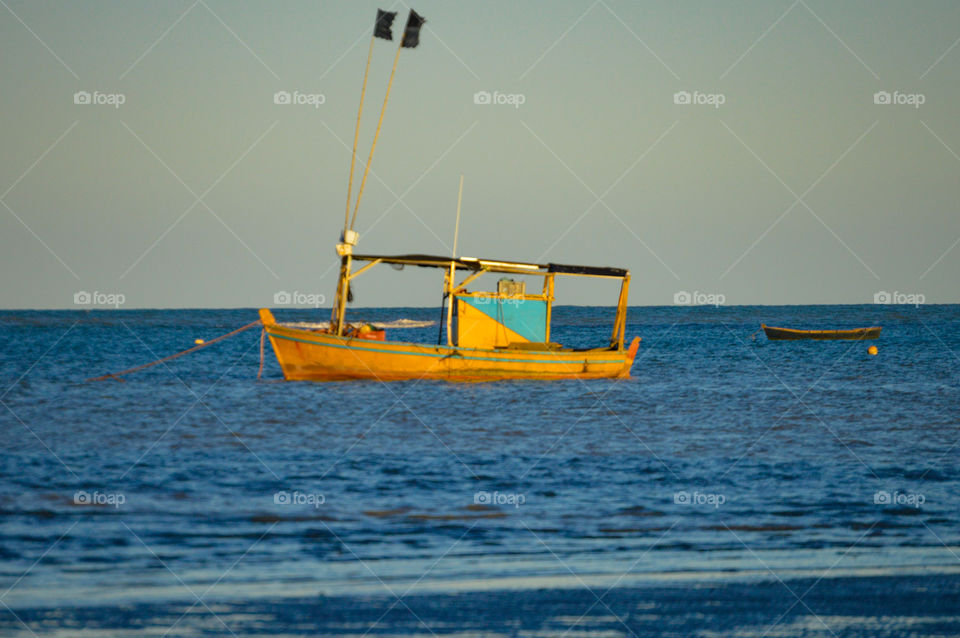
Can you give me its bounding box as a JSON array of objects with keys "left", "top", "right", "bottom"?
[
  {"left": 453, "top": 174, "right": 464, "bottom": 257},
  {"left": 444, "top": 175, "right": 464, "bottom": 347}
]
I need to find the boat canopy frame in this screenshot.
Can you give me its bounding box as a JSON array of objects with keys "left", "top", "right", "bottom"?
[
  {"left": 334, "top": 252, "right": 631, "bottom": 351},
  {"left": 348, "top": 254, "right": 628, "bottom": 278}
]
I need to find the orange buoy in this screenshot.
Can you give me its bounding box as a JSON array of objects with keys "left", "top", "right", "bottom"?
[
  {"left": 867, "top": 345, "right": 878, "bottom": 356},
  {"left": 194, "top": 339, "right": 205, "bottom": 345}
]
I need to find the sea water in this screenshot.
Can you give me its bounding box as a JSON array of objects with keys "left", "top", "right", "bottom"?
[{"left": 1, "top": 305, "right": 958, "bottom": 635}]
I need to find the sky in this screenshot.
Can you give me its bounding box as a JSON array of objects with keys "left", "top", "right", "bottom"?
[{"left": 1, "top": 0, "right": 958, "bottom": 309}]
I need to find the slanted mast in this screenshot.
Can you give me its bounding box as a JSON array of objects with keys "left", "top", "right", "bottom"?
[{"left": 332, "top": 8, "right": 427, "bottom": 336}]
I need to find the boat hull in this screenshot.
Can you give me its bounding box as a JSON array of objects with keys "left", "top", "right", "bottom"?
[
  {"left": 260, "top": 312, "right": 640, "bottom": 382},
  {"left": 762, "top": 324, "right": 881, "bottom": 341}
]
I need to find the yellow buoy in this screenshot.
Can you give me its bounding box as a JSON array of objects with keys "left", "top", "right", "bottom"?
[
  {"left": 194, "top": 339, "right": 205, "bottom": 345},
  {"left": 867, "top": 345, "right": 878, "bottom": 356}
]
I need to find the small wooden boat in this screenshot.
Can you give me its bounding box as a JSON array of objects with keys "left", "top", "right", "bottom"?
[
  {"left": 258, "top": 13, "right": 640, "bottom": 381},
  {"left": 762, "top": 324, "right": 881, "bottom": 341},
  {"left": 89, "top": 14, "right": 640, "bottom": 385}
]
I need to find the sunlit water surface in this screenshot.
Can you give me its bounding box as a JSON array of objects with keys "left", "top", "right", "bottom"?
[{"left": 1, "top": 305, "right": 958, "bottom": 635}]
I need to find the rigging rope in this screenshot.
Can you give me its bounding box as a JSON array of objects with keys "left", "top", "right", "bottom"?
[
  {"left": 258, "top": 327, "right": 266, "bottom": 380},
  {"left": 86, "top": 320, "right": 262, "bottom": 382}
]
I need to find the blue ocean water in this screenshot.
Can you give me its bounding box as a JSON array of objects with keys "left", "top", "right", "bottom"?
[{"left": 1, "top": 304, "right": 958, "bottom": 635}]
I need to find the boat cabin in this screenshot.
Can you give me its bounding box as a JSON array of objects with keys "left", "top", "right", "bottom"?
[{"left": 332, "top": 253, "right": 631, "bottom": 352}]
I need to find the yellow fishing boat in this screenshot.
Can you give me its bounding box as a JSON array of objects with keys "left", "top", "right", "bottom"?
[
  {"left": 85, "top": 11, "right": 638, "bottom": 385},
  {"left": 260, "top": 254, "right": 639, "bottom": 382},
  {"left": 258, "top": 10, "right": 639, "bottom": 381}
]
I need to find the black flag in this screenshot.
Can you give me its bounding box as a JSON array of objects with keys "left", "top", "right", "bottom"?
[
  {"left": 401, "top": 10, "right": 426, "bottom": 48},
  {"left": 374, "top": 9, "right": 396, "bottom": 40}
]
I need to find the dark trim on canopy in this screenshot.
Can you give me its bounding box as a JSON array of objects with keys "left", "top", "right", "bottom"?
[
  {"left": 547, "top": 263, "right": 627, "bottom": 277},
  {"left": 349, "top": 254, "right": 628, "bottom": 278}
]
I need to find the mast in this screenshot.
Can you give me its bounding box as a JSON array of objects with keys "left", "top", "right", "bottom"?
[
  {"left": 330, "top": 9, "right": 424, "bottom": 336},
  {"left": 349, "top": 9, "right": 425, "bottom": 233},
  {"left": 349, "top": 42, "right": 402, "bottom": 233},
  {"left": 344, "top": 35, "right": 376, "bottom": 237}
]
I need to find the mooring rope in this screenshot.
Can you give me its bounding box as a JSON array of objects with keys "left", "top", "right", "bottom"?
[
  {"left": 257, "top": 327, "right": 266, "bottom": 380},
  {"left": 86, "top": 320, "right": 262, "bottom": 382}
]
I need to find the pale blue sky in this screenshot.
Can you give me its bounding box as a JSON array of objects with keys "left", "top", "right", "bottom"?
[{"left": 1, "top": 0, "right": 958, "bottom": 308}]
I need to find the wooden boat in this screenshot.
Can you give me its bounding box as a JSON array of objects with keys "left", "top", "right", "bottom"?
[
  {"left": 260, "top": 255, "right": 640, "bottom": 381},
  {"left": 87, "top": 14, "right": 639, "bottom": 385},
  {"left": 258, "top": 12, "right": 640, "bottom": 381},
  {"left": 762, "top": 324, "right": 881, "bottom": 341}
]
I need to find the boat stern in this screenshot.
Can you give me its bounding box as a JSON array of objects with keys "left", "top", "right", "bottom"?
[{"left": 616, "top": 336, "right": 642, "bottom": 379}]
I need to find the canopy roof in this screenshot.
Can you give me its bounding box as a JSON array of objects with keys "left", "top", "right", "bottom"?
[{"left": 350, "top": 253, "right": 628, "bottom": 278}]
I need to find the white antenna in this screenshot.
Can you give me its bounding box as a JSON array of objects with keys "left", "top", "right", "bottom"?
[{"left": 453, "top": 174, "right": 464, "bottom": 257}]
